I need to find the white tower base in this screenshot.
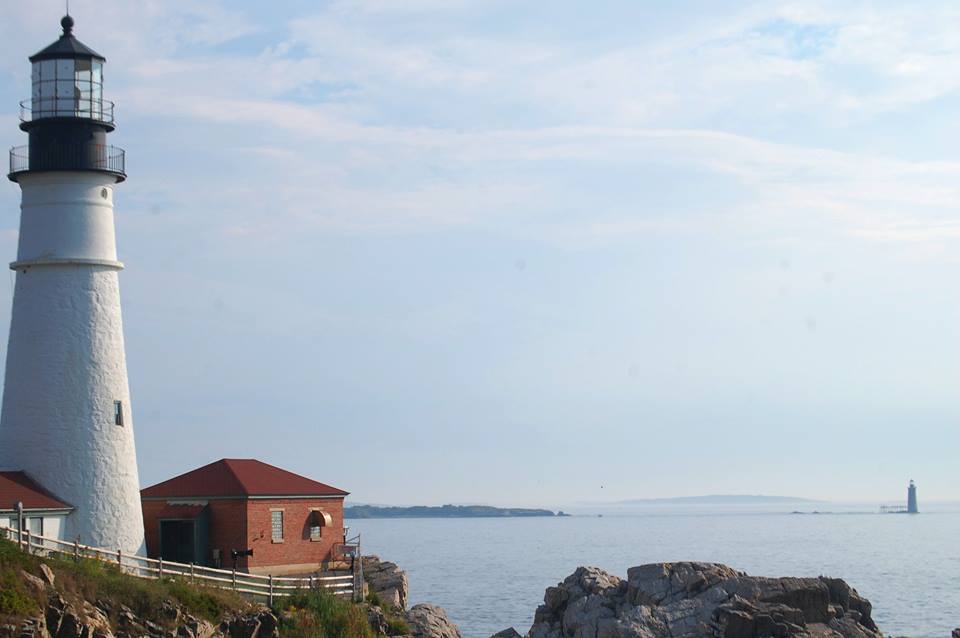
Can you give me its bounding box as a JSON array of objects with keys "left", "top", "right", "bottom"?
[{"left": 0, "top": 172, "right": 145, "bottom": 554}]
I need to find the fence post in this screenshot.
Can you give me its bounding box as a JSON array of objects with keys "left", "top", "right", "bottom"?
[
  {"left": 73, "top": 540, "right": 79, "bottom": 563},
  {"left": 24, "top": 530, "right": 31, "bottom": 555},
  {"left": 232, "top": 567, "right": 237, "bottom": 590},
  {"left": 309, "top": 574, "right": 314, "bottom": 591},
  {"left": 190, "top": 562, "right": 195, "bottom": 584},
  {"left": 117, "top": 548, "right": 122, "bottom": 568},
  {"left": 268, "top": 575, "right": 273, "bottom": 608},
  {"left": 355, "top": 542, "right": 364, "bottom": 603},
  {"left": 158, "top": 557, "right": 163, "bottom": 580}
]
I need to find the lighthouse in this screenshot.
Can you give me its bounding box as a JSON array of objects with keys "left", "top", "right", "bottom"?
[
  {"left": 907, "top": 480, "right": 918, "bottom": 514},
  {"left": 0, "top": 15, "right": 146, "bottom": 554}
]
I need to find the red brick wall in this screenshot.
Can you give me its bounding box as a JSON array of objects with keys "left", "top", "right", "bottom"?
[
  {"left": 245, "top": 498, "right": 345, "bottom": 574},
  {"left": 209, "top": 500, "right": 249, "bottom": 569},
  {"left": 141, "top": 500, "right": 165, "bottom": 557},
  {"left": 142, "top": 499, "right": 248, "bottom": 568},
  {"left": 142, "top": 497, "right": 344, "bottom": 573}
]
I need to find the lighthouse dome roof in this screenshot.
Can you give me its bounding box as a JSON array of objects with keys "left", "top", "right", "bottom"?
[{"left": 30, "top": 15, "right": 105, "bottom": 62}]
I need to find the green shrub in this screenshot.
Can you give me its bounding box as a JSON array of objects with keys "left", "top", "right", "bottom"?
[
  {"left": 0, "top": 536, "right": 36, "bottom": 571},
  {"left": 385, "top": 616, "right": 410, "bottom": 636},
  {"left": 280, "top": 589, "right": 374, "bottom": 638},
  {"left": 365, "top": 590, "right": 382, "bottom": 608},
  {"left": 0, "top": 570, "right": 37, "bottom": 616},
  {"left": 0, "top": 537, "right": 40, "bottom": 617}
]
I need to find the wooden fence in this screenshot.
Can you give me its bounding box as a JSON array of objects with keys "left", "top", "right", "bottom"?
[{"left": 0, "top": 526, "right": 361, "bottom": 606}]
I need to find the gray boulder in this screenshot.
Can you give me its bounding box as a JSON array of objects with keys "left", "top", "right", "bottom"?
[
  {"left": 363, "top": 556, "right": 410, "bottom": 610},
  {"left": 405, "top": 604, "right": 462, "bottom": 638},
  {"left": 490, "top": 630, "right": 523, "bottom": 638},
  {"left": 526, "top": 562, "right": 883, "bottom": 638}
]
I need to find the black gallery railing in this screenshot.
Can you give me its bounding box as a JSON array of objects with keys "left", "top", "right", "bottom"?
[
  {"left": 20, "top": 98, "right": 116, "bottom": 125},
  {"left": 9, "top": 144, "right": 126, "bottom": 177}
]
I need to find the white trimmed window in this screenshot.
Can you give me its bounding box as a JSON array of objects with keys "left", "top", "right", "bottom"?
[{"left": 271, "top": 510, "right": 283, "bottom": 542}]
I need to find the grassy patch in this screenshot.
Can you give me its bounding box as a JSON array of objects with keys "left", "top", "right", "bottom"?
[
  {"left": 0, "top": 570, "right": 38, "bottom": 616},
  {"left": 1, "top": 538, "right": 381, "bottom": 637},
  {"left": 57, "top": 556, "right": 245, "bottom": 622},
  {"left": 385, "top": 616, "right": 410, "bottom": 636},
  {"left": 0, "top": 536, "right": 40, "bottom": 617},
  {"left": 280, "top": 589, "right": 375, "bottom": 638},
  {"left": 0, "top": 535, "right": 37, "bottom": 571},
  {"left": 0, "top": 537, "right": 245, "bottom": 624}
]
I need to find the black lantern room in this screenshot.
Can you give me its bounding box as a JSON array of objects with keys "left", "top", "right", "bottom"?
[{"left": 8, "top": 16, "right": 125, "bottom": 182}]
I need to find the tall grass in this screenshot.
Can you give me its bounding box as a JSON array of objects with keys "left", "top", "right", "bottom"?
[{"left": 280, "top": 589, "right": 375, "bottom": 638}]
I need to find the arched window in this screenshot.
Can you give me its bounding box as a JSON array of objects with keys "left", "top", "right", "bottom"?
[{"left": 309, "top": 509, "right": 332, "bottom": 541}]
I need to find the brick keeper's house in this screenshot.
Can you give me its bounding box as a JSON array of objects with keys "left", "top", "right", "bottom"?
[{"left": 141, "top": 459, "right": 349, "bottom": 575}]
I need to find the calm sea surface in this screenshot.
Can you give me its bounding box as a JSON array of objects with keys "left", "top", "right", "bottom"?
[{"left": 350, "top": 506, "right": 960, "bottom": 638}]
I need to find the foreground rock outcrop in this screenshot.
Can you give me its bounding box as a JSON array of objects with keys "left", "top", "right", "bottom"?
[
  {"left": 363, "top": 555, "right": 410, "bottom": 610},
  {"left": 362, "top": 555, "right": 461, "bottom": 638},
  {"left": 404, "top": 604, "right": 462, "bottom": 638},
  {"left": 497, "top": 562, "right": 883, "bottom": 638},
  {"left": 3, "top": 591, "right": 275, "bottom": 638}
]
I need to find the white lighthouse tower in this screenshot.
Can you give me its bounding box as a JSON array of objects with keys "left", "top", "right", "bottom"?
[{"left": 0, "top": 15, "right": 146, "bottom": 554}]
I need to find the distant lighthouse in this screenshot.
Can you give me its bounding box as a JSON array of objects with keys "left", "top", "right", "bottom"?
[
  {"left": 907, "top": 480, "right": 918, "bottom": 514},
  {"left": 0, "top": 15, "right": 146, "bottom": 554}
]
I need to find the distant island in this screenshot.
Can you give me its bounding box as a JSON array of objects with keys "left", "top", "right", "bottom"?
[
  {"left": 614, "top": 494, "right": 821, "bottom": 505},
  {"left": 345, "top": 504, "right": 568, "bottom": 519}
]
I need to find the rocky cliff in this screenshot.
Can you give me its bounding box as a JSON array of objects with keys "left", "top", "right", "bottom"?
[
  {"left": 0, "top": 538, "right": 462, "bottom": 638},
  {"left": 493, "top": 562, "right": 890, "bottom": 638},
  {"left": 362, "top": 555, "right": 461, "bottom": 638},
  {"left": 3, "top": 564, "right": 276, "bottom": 638}
]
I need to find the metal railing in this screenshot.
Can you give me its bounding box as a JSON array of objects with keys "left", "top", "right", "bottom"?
[
  {"left": 0, "top": 526, "right": 359, "bottom": 605},
  {"left": 20, "top": 98, "right": 115, "bottom": 125},
  {"left": 9, "top": 144, "right": 125, "bottom": 178}
]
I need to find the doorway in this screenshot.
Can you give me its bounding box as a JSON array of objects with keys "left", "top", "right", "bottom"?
[{"left": 159, "top": 520, "right": 196, "bottom": 564}]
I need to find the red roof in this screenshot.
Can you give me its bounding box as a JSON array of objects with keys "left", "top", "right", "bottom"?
[
  {"left": 0, "top": 471, "right": 73, "bottom": 511},
  {"left": 141, "top": 459, "right": 349, "bottom": 499}
]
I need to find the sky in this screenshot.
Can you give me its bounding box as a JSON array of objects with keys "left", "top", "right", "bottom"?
[{"left": 1, "top": 0, "right": 959, "bottom": 507}]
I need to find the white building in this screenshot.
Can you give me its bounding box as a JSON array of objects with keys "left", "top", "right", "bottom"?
[
  {"left": 0, "top": 15, "right": 146, "bottom": 554},
  {"left": 0, "top": 471, "right": 72, "bottom": 544}
]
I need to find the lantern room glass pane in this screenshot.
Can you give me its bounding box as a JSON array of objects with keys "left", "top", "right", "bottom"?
[
  {"left": 56, "top": 59, "right": 74, "bottom": 79},
  {"left": 28, "top": 59, "right": 107, "bottom": 121},
  {"left": 40, "top": 59, "right": 55, "bottom": 80},
  {"left": 75, "top": 58, "right": 91, "bottom": 81}
]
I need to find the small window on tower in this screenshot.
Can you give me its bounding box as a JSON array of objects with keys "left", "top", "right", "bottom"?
[{"left": 114, "top": 400, "right": 124, "bottom": 426}]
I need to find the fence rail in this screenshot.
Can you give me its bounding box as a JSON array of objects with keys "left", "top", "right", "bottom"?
[{"left": 0, "top": 526, "right": 360, "bottom": 605}]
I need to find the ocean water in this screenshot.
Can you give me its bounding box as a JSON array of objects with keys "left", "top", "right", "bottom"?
[{"left": 350, "top": 506, "right": 960, "bottom": 638}]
